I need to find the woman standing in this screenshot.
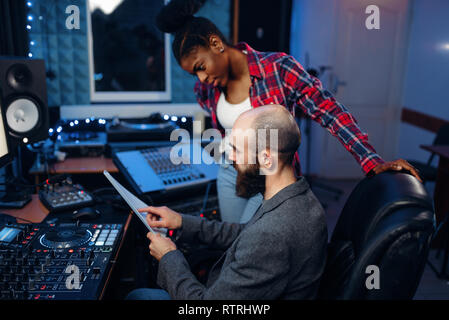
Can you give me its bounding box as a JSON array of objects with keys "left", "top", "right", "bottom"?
[{"left": 156, "top": 0, "right": 421, "bottom": 223}]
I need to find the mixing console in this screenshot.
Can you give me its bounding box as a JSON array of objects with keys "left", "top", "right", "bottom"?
[{"left": 0, "top": 221, "right": 123, "bottom": 300}]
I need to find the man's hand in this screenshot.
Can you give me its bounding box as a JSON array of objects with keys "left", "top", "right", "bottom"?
[
  {"left": 147, "top": 232, "right": 177, "bottom": 261},
  {"left": 372, "top": 159, "right": 423, "bottom": 183},
  {"left": 139, "top": 206, "right": 183, "bottom": 230}
]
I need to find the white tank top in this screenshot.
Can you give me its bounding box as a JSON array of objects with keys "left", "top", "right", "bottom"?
[
  {"left": 216, "top": 92, "right": 252, "bottom": 154},
  {"left": 216, "top": 92, "right": 252, "bottom": 130}
]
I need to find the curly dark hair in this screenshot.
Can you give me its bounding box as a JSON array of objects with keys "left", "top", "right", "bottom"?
[{"left": 156, "top": 0, "right": 230, "bottom": 64}]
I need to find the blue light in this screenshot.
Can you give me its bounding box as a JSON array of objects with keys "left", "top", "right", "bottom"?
[
  {"left": 171, "top": 116, "right": 178, "bottom": 122},
  {"left": 26, "top": 25, "right": 31, "bottom": 30},
  {"left": 28, "top": 53, "right": 33, "bottom": 58},
  {"left": 69, "top": 122, "right": 74, "bottom": 127},
  {"left": 74, "top": 120, "right": 79, "bottom": 125},
  {"left": 94, "top": 73, "right": 103, "bottom": 81},
  {"left": 49, "top": 128, "right": 54, "bottom": 133},
  {"left": 85, "top": 119, "right": 90, "bottom": 124},
  {"left": 163, "top": 114, "right": 169, "bottom": 121},
  {"left": 56, "top": 126, "right": 62, "bottom": 133},
  {"left": 26, "top": 2, "right": 32, "bottom": 7},
  {"left": 181, "top": 117, "right": 187, "bottom": 123},
  {"left": 30, "top": 41, "right": 35, "bottom": 46},
  {"left": 27, "top": 15, "right": 33, "bottom": 21}
]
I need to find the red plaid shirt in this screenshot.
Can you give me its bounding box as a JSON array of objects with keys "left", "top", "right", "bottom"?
[{"left": 194, "top": 42, "right": 384, "bottom": 175}]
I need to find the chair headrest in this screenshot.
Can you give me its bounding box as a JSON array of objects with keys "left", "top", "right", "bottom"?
[{"left": 330, "top": 172, "right": 433, "bottom": 252}]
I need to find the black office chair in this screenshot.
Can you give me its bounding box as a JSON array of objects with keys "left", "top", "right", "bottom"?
[
  {"left": 408, "top": 123, "right": 449, "bottom": 183},
  {"left": 318, "top": 172, "right": 435, "bottom": 299}
]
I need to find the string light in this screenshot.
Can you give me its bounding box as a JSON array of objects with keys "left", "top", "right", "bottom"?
[{"left": 26, "top": 2, "right": 32, "bottom": 7}]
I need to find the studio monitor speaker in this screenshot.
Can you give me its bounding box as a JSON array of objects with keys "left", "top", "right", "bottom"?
[{"left": 0, "top": 57, "right": 49, "bottom": 151}]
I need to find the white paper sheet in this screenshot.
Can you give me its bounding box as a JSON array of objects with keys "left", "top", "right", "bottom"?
[{"left": 103, "top": 170, "right": 167, "bottom": 236}]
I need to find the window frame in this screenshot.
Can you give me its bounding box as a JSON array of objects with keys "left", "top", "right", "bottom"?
[{"left": 86, "top": 0, "right": 172, "bottom": 103}]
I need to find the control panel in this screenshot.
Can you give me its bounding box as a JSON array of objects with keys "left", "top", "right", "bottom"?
[{"left": 0, "top": 222, "right": 122, "bottom": 300}]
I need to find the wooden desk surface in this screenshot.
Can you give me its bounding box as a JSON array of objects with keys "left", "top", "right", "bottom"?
[
  {"left": 30, "top": 156, "right": 118, "bottom": 175},
  {"left": 420, "top": 145, "right": 449, "bottom": 159},
  {"left": 1, "top": 194, "right": 49, "bottom": 223}
]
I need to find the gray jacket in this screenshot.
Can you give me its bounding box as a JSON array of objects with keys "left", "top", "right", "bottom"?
[{"left": 157, "top": 177, "right": 328, "bottom": 299}]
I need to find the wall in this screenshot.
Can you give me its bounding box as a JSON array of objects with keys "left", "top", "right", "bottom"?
[
  {"left": 28, "top": 0, "right": 230, "bottom": 106},
  {"left": 289, "top": 0, "right": 337, "bottom": 175},
  {"left": 27, "top": 0, "right": 90, "bottom": 106},
  {"left": 397, "top": 0, "right": 449, "bottom": 164}
]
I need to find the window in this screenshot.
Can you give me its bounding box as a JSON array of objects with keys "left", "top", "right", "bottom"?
[{"left": 87, "top": 0, "right": 171, "bottom": 102}]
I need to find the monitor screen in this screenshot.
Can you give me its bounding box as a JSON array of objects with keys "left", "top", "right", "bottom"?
[{"left": 0, "top": 102, "right": 10, "bottom": 167}]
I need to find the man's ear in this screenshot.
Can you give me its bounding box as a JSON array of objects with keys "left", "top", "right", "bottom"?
[{"left": 259, "top": 149, "right": 279, "bottom": 176}]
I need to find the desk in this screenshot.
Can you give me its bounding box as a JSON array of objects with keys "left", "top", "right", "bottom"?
[
  {"left": 29, "top": 156, "right": 118, "bottom": 186},
  {"left": 1, "top": 194, "right": 49, "bottom": 223},
  {"left": 421, "top": 145, "right": 449, "bottom": 226}
]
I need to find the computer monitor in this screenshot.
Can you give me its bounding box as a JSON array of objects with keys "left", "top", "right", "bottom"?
[{"left": 0, "top": 102, "right": 11, "bottom": 168}]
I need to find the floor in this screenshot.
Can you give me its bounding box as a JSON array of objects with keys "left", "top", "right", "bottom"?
[{"left": 310, "top": 177, "right": 449, "bottom": 300}]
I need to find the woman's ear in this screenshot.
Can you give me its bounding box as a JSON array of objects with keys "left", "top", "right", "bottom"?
[{"left": 209, "top": 35, "right": 224, "bottom": 53}]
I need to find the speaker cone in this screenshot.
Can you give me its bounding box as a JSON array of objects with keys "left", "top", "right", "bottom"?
[
  {"left": 5, "top": 98, "right": 40, "bottom": 134},
  {"left": 6, "top": 64, "right": 33, "bottom": 91}
]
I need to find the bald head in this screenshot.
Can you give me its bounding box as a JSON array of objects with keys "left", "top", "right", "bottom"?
[{"left": 233, "top": 105, "right": 301, "bottom": 165}]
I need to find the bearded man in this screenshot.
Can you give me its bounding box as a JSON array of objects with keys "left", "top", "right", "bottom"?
[{"left": 126, "top": 105, "right": 328, "bottom": 300}]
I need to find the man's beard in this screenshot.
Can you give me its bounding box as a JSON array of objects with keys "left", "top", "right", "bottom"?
[{"left": 234, "top": 162, "right": 266, "bottom": 199}]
